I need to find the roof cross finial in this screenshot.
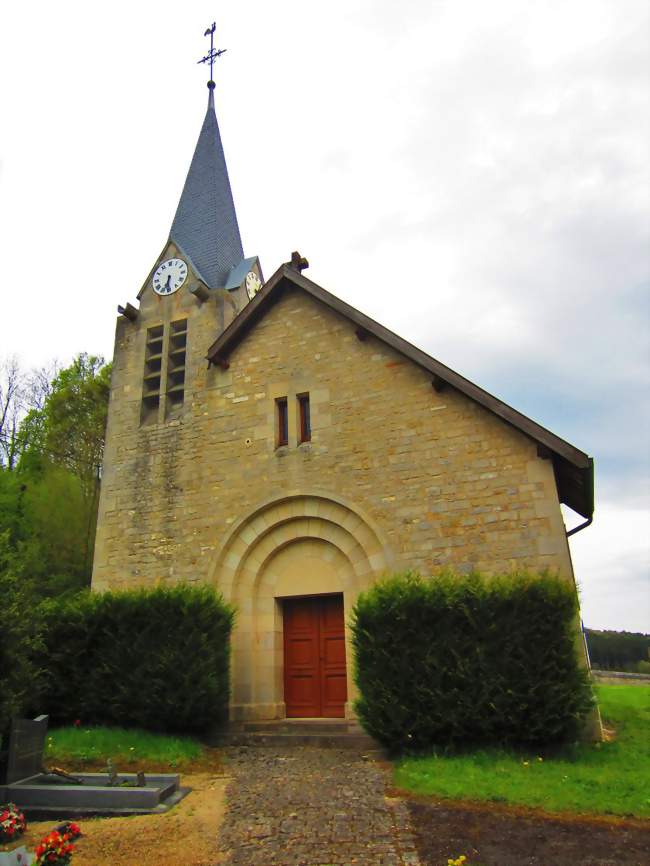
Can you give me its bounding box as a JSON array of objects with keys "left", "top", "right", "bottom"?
[
  {"left": 289, "top": 251, "right": 309, "bottom": 273},
  {"left": 197, "top": 22, "right": 227, "bottom": 89}
]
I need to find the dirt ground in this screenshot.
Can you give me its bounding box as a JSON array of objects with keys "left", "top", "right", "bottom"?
[
  {"left": 404, "top": 795, "right": 650, "bottom": 866},
  {"left": 2, "top": 756, "right": 229, "bottom": 866}
]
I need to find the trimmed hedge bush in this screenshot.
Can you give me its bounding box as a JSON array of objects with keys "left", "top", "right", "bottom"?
[
  {"left": 351, "top": 571, "right": 594, "bottom": 752},
  {"left": 34, "top": 584, "right": 234, "bottom": 734}
]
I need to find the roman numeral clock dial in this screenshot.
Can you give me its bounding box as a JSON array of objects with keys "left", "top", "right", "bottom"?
[{"left": 152, "top": 258, "right": 188, "bottom": 295}]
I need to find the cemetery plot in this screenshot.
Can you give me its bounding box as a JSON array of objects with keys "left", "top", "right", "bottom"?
[{"left": 0, "top": 718, "right": 189, "bottom": 817}]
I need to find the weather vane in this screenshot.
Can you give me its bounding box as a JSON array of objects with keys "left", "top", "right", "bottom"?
[{"left": 197, "top": 22, "right": 227, "bottom": 86}]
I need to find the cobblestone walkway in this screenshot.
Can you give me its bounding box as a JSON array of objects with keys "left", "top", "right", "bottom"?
[{"left": 218, "top": 746, "right": 421, "bottom": 865}]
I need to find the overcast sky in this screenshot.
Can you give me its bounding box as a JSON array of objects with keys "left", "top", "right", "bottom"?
[{"left": 1, "top": 1, "right": 648, "bottom": 632}]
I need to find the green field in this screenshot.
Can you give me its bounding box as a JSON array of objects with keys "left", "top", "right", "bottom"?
[
  {"left": 394, "top": 685, "right": 650, "bottom": 817},
  {"left": 44, "top": 725, "right": 203, "bottom": 768}
]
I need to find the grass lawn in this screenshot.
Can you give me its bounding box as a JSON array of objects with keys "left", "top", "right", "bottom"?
[
  {"left": 44, "top": 725, "right": 203, "bottom": 769},
  {"left": 394, "top": 685, "right": 650, "bottom": 818}
]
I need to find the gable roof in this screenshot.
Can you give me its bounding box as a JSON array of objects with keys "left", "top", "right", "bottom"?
[
  {"left": 207, "top": 264, "right": 594, "bottom": 520},
  {"left": 169, "top": 87, "right": 244, "bottom": 289}
]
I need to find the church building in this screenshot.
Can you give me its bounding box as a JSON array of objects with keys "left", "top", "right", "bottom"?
[{"left": 91, "top": 64, "right": 594, "bottom": 724}]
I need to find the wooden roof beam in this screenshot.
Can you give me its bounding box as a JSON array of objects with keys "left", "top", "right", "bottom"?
[
  {"left": 432, "top": 375, "right": 447, "bottom": 393},
  {"left": 118, "top": 303, "right": 138, "bottom": 322},
  {"left": 190, "top": 283, "right": 210, "bottom": 303}
]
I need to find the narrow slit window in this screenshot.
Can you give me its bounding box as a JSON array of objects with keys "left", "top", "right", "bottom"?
[
  {"left": 276, "top": 397, "right": 288, "bottom": 447},
  {"left": 141, "top": 324, "right": 163, "bottom": 425},
  {"left": 298, "top": 393, "right": 311, "bottom": 443},
  {"left": 166, "top": 318, "right": 187, "bottom": 415}
]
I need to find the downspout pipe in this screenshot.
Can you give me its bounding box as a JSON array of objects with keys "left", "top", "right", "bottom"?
[{"left": 566, "top": 457, "right": 594, "bottom": 538}]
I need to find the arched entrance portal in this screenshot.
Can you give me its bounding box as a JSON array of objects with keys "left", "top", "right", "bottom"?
[{"left": 210, "top": 493, "right": 390, "bottom": 721}]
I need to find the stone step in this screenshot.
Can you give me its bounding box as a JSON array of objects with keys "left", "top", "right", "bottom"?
[
  {"left": 239, "top": 719, "right": 364, "bottom": 735},
  {"left": 218, "top": 730, "right": 380, "bottom": 750},
  {"left": 210, "top": 718, "right": 381, "bottom": 750}
]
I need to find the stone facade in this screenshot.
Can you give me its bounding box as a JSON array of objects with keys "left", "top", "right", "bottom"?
[{"left": 93, "top": 256, "right": 582, "bottom": 722}]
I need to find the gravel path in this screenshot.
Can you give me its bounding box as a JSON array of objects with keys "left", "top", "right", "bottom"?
[{"left": 218, "top": 746, "right": 421, "bottom": 865}]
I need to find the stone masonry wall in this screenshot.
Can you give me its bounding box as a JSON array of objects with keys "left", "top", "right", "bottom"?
[{"left": 92, "top": 278, "right": 575, "bottom": 592}]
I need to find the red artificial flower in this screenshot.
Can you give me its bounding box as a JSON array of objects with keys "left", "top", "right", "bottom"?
[{"left": 74, "top": 719, "right": 81, "bottom": 727}]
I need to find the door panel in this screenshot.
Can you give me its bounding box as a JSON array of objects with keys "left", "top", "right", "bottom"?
[
  {"left": 287, "top": 638, "right": 315, "bottom": 666},
  {"left": 283, "top": 598, "right": 321, "bottom": 717},
  {"left": 319, "top": 595, "right": 347, "bottom": 717},
  {"left": 322, "top": 635, "right": 346, "bottom": 664},
  {"left": 283, "top": 595, "right": 347, "bottom": 718},
  {"left": 323, "top": 673, "right": 347, "bottom": 706}
]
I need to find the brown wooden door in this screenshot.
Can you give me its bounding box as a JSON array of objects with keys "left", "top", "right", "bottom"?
[{"left": 283, "top": 595, "right": 347, "bottom": 718}]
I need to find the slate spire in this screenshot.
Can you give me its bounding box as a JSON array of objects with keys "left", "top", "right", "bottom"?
[{"left": 169, "top": 82, "right": 244, "bottom": 289}]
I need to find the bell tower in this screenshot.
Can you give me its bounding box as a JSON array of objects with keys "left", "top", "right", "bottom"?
[{"left": 92, "top": 25, "right": 262, "bottom": 590}]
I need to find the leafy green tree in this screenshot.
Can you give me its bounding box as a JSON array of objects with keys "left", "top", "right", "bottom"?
[
  {"left": 0, "top": 354, "right": 111, "bottom": 598},
  {"left": 19, "top": 353, "right": 111, "bottom": 579},
  {"left": 0, "top": 466, "right": 25, "bottom": 545},
  {"left": 0, "top": 462, "right": 92, "bottom": 598},
  {"left": 22, "top": 354, "right": 110, "bottom": 491}
]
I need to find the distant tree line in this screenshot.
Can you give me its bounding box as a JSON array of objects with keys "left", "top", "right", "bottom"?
[{"left": 585, "top": 629, "right": 650, "bottom": 673}]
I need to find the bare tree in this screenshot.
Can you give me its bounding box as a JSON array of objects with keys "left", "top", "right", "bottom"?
[
  {"left": 0, "top": 356, "right": 27, "bottom": 470},
  {"left": 0, "top": 357, "right": 59, "bottom": 469},
  {"left": 27, "top": 361, "right": 58, "bottom": 411}
]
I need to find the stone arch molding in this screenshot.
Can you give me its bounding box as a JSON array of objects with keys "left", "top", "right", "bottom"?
[
  {"left": 209, "top": 492, "right": 392, "bottom": 721},
  {"left": 211, "top": 491, "right": 391, "bottom": 604}
]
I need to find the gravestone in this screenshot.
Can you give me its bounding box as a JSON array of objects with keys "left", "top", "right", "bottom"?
[{"left": 6, "top": 716, "right": 48, "bottom": 785}]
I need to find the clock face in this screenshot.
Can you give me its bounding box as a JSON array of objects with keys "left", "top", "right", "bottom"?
[
  {"left": 152, "top": 258, "right": 188, "bottom": 296},
  {"left": 245, "top": 271, "right": 262, "bottom": 300}
]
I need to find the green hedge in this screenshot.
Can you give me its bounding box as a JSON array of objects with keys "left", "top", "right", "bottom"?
[
  {"left": 351, "top": 571, "right": 594, "bottom": 752},
  {"left": 35, "top": 584, "right": 234, "bottom": 734}
]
